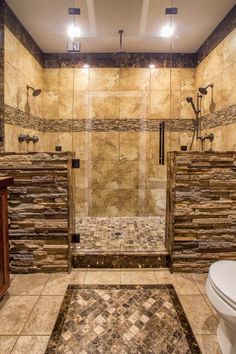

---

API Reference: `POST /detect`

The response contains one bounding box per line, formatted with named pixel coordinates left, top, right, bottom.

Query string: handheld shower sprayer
left=186, top=96, right=200, bottom=116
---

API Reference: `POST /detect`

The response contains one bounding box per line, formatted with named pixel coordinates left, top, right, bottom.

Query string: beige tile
left=22, top=296, right=63, bottom=335
left=0, top=296, right=38, bottom=335
left=43, top=91, right=58, bottom=119
left=0, top=336, right=18, bottom=354
left=85, top=270, right=120, bottom=284
left=149, top=91, right=170, bottom=119
left=203, top=43, right=223, bottom=81
left=91, top=132, right=118, bottom=161
left=119, top=132, right=139, bottom=160
left=4, top=27, right=19, bottom=70
left=75, top=188, right=89, bottom=216
left=74, top=91, right=89, bottom=119
left=151, top=68, right=171, bottom=91
left=89, top=68, right=119, bottom=91
left=173, top=273, right=200, bottom=295
left=203, top=294, right=219, bottom=319
left=223, top=28, right=236, bottom=70
left=179, top=295, right=218, bottom=335
left=9, top=274, right=49, bottom=296
left=90, top=189, right=118, bottom=217
left=121, top=270, right=157, bottom=284
left=180, top=68, right=195, bottom=91
left=11, top=336, right=49, bottom=354
left=89, top=92, right=120, bottom=119
left=58, top=91, right=73, bottom=119
left=119, top=68, right=150, bottom=91
left=155, top=270, right=175, bottom=284
left=43, top=69, right=58, bottom=90
left=42, top=272, right=86, bottom=295
left=196, top=335, right=221, bottom=354
left=91, top=161, right=118, bottom=189
left=119, top=92, right=149, bottom=119
left=74, top=68, right=89, bottom=91
left=58, top=68, right=73, bottom=91
left=118, top=160, right=139, bottom=189
left=223, top=62, right=236, bottom=108
left=191, top=274, right=208, bottom=294
left=118, top=189, right=139, bottom=216
left=4, top=62, right=19, bottom=108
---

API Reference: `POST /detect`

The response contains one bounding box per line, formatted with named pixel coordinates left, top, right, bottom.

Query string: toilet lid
left=209, top=260, right=236, bottom=307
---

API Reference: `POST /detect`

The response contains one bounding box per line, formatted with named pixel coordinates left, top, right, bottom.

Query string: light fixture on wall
left=160, top=25, right=175, bottom=38
left=149, top=64, right=155, bottom=68
left=83, top=63, right=90, bottom=68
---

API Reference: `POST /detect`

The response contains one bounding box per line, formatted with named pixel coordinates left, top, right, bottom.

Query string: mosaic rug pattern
left=76, top=217, right=165, bottom=252
left=46, top=285, right=201, bottom=354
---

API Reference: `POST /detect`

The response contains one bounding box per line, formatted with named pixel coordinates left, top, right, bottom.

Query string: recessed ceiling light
left=149, top=64, right=155, bottom=68
left=67, top=24, right=80, bottom=40
left=161, top=25, right=174, bottom=38
left=83, top=64, right=90, bottom=68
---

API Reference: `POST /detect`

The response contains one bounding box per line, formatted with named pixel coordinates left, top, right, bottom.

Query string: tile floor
left=0, top=269, right=221, bottom=354
left=76, top=217, right=166, bottom=252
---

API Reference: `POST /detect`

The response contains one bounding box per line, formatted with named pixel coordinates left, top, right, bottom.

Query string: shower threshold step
left=72, top=249, right=169, bottom=268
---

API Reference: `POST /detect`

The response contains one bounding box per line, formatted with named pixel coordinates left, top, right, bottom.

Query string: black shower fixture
left=198, top=84, right=214, bottom=95
left=27, top=85, right=41, bottom=97
left=112, top=30, right=130, bottom=65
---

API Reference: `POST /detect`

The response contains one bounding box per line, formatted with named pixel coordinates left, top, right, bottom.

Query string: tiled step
left=72, top=250, right=170, bottom=268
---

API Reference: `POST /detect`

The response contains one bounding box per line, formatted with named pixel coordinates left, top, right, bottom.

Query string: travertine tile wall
left=196, top=28, right=236, bottom=151
left=4, top=25, right=236, bottom=216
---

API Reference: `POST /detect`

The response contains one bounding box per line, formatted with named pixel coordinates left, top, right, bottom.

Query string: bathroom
left=0, top=0, right=236, bottom=353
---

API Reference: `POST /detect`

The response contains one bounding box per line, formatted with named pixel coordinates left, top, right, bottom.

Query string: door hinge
left=72, top=233, right=80, bottom=243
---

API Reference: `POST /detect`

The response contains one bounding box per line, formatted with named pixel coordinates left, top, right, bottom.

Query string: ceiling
left=6, top=0, right=236, bottom=53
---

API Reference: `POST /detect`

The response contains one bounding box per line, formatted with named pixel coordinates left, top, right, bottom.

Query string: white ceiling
left=6, top=0, right=236, bottom=53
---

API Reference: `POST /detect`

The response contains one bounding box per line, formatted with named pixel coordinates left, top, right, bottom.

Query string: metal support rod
left=159, top=121, right=165, bottom=165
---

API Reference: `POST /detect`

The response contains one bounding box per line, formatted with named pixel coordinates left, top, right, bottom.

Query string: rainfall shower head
left=27, top=85, right=41, bottom=97
left=198, top=84, right=214, bottom=95
left=112, top=30, right=130, bottom=65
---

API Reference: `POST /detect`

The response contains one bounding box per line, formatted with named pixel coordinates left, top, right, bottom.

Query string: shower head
left=198, top=84, right=214, bottom=95
left=27, top=85, right=41, bottom=97
left=112, top=30, right=130, bottom=65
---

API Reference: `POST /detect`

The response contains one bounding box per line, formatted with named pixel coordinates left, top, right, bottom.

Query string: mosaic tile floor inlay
left=46, top=284, right=201, bottom=354
left=76, top=217, right=165, bottom=252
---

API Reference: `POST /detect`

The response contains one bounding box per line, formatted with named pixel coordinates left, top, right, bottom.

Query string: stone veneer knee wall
left=166, top=152, right=236, bottom=273
left=0, top=152, right=74, bottom=273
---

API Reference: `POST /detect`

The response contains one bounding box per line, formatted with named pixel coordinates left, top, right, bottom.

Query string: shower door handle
left=159, top=121, right=165, bottom=165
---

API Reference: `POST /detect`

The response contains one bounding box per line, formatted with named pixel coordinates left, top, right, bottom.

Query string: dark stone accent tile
left=201, top=104, right=236, bottom=129
left=72, top=253, right=168, bottom=268
left=45, top=284, right=201, bottom=354
left=4, top=1, right=44, bottom=67
left=197, top=5, right=236, bottom=63
left=44, top=52, right=197, bottom=69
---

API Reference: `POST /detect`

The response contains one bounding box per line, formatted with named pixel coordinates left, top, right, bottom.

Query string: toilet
left=206, top=260, right=236, bottom=354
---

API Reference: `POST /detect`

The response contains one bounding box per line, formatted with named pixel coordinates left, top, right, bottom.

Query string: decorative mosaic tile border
left=45, top=284, right=201, bottom=354
left=5, top=103, right=236, bottom=133
left=4, top=104, right=195, bottom=132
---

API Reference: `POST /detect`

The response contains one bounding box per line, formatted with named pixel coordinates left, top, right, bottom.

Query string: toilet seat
left=209, top=261, right=236, bottom=311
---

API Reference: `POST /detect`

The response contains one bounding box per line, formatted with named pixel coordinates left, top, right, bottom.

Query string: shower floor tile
left=76, top=217, right=165, bottom=252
